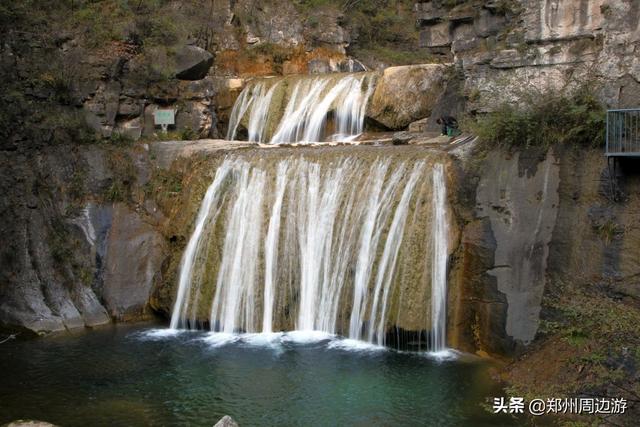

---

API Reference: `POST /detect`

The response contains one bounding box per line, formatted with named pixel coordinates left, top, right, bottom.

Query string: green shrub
left=104, top=150, right=136, bottom=202
left=471, top=85, right=606, bottom=150
left=178, top=127, right=197, bottom=141
left=109, top=131, right=135, bottom=146
left=145, top=168, right=183, bottom=198
left=353, top=46, right=435, bottom=66
left=294, top=0, right=422, bottom=66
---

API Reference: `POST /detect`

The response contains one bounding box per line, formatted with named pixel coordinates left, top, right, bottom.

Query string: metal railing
left=606, top=109, right=640, bottom=156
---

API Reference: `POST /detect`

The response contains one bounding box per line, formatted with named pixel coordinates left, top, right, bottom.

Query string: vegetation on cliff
left=504, top=277, right=640, bottom=425
left=296, top=0, right=430, bottom=65
left=470, top=84, right=606, bottom=150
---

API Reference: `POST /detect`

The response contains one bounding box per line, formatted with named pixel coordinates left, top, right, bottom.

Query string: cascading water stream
left=367, top=163, right=424, bottom=345
left=262, top=162, right=289, bottom=333
left=430, top=163, right=449, bottom=352
left=169, top=162, right=234, bottom=329
left=227, top=73, right=376, bottom=144
left=170, top=153, right=451, bottom=351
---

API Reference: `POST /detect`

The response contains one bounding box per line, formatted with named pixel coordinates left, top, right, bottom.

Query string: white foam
left=424, top=348, right=460, bottom=362
left=327, top=338, right=386, bottom=353
left=200, top=332, right=241, bottom=348
left=281, top=330, right=335, bottom=344
left=240, top=332, right=286, bottom=352
left=132, top=328, right=186, bottom=341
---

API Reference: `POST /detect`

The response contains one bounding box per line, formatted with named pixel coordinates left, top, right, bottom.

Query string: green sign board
left=154, top=109, right=175, bottom=126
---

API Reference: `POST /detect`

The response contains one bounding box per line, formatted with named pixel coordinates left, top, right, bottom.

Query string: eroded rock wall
left=450, top=144, right=640, bottom=356
left=0, top=146, right=168, bottom=334
left=415, top=0, right=640, bottom=110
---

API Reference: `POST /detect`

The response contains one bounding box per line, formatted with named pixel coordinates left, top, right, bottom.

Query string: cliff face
left=415, top=0, right=640, bottom=110
left=1, top=1, right=638, bottom=360
left=451, top=144, right=640, bottom=421
left=0, top=145, right=169, bottom=334
left=448, top=143, right=640, bottom=360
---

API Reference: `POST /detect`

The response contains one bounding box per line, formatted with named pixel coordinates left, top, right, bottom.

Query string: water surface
left=0, top=324, right=518, bottom=426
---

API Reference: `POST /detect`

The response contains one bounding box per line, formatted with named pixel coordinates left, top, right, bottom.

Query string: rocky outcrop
left=0, top=146, right=169, bottom=335
left=367, top=64, right=449, bottom=130
left=474, top=148, right=559, bottom=349
left=522, top=0, right=605, bottom=43
left=450, top=142, right=640, bottom=356
left=83, top=60, right=223, bottom=139
left=414, top=0, right=640, bottom=111
left=173, top=45, right=214, bottom=81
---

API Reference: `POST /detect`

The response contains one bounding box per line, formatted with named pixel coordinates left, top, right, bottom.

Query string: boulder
left=213, top=416, right=239, bottom=427
left=367, top=64, right=449, bottom=130
left=174, top=45, right=214, bottom=81
left=2, top=421, right=58, bottom=427
left=392, top=131, right=415, bottom=145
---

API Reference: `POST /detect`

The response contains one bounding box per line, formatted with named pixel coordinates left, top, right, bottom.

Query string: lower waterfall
left=170, top=150, right=451, bottom=351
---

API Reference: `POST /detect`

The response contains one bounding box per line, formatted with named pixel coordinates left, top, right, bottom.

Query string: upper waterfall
left=226, top=73, right=377, bottom=144
left=170, top=148, right=451, bottom=352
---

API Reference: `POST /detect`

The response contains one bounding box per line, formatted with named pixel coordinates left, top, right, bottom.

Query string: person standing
left=436, top=115, right=459, bottom=136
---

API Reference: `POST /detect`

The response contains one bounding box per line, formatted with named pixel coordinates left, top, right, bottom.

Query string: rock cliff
left=415, top=0, right=640, bottom=110
left=1, top=1, right=638, bottom=364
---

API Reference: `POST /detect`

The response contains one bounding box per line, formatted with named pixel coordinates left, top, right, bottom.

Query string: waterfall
left=226, top=83, right=258, bottom=141
left=367, top=163, right=424, bottom=345
left=348, top=160, right=399, bottom=341
left=169, top=162, right=234, bottom=329
left=226, top=73, right=376, bottom=144
left=262, top=162, right=289, bottom=333
left=170, top=152, right=451, bottom=351
left=430, top=164, right=449, bottom=352
left=247, top=82, right=280, bottom=143
left=209, top=166, right=266, bottom=333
